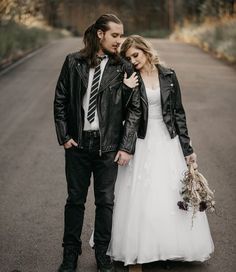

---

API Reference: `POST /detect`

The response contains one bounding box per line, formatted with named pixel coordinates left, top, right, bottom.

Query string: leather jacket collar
left=157, top=64, right=173, bottom=77
left=75, top=52, right=122, bottom=92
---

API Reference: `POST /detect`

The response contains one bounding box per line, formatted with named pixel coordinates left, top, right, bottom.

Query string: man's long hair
left=80, top=14, right=122, bottom=67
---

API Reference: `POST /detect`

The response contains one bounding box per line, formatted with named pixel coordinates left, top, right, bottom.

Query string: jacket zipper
left=99, top=123, right=102, bottom=157
left=96, top=96, right=102, bottom=156
left=141, top=96, right=148, bottom=106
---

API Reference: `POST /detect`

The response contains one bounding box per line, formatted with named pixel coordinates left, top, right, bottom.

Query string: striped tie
left=87, top=60, right=103, bottom=123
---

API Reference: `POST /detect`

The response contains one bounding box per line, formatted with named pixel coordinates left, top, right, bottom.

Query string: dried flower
left=199, top=201, right=208, bottom=212
left=177, top=201, right=188, bottom=211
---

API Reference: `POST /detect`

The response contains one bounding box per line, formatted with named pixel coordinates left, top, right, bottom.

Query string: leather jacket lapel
left=158, top=66, right=173, bottom=105
left=139, top=75, right=148, bottom=105
left=98, top=59, right=122, bottom=93
left=75, top=61, right=89, bottom=89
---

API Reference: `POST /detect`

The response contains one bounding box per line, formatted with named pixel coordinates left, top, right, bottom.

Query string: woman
left=107, top=36, right=214, bottom=268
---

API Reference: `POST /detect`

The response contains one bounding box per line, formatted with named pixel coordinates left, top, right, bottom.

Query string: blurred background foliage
left=0, top=0, right=235, bottom=67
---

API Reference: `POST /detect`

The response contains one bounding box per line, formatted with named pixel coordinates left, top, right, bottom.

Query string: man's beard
left=101, top=46, right=118, bottom=57
left=99, top=42, right=121, bottom=63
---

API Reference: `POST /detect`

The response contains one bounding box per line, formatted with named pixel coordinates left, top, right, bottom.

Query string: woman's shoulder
left=156, top=63, right=175, bottom=76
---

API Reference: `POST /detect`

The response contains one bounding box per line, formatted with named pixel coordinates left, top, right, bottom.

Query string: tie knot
left=97, top=55, right=106, bottom=62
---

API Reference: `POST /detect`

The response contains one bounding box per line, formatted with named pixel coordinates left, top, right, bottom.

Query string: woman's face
left=125, top=46, right=148, bottom=70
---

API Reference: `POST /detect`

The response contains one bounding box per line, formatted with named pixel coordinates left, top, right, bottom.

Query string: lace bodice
left=146, top=86, right=162, bottom=120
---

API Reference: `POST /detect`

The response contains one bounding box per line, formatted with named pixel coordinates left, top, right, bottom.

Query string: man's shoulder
left=63, top=51, right=88, bottom=69
left=119, top=57, right=132, bottom=68
left=66, top=51, right=83, bottom=61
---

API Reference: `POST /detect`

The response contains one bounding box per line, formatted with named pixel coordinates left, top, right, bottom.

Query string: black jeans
left=63, top=130, right=118, bottom=255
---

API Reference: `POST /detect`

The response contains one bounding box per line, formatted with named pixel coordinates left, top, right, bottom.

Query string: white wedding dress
left=107, top=86, right=214, bottom=265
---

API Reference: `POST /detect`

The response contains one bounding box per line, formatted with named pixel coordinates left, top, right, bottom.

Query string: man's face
left=98, top=22, right=124, bottom=54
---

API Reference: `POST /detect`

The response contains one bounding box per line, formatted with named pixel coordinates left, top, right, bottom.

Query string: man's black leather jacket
left=54, top=52, right=141, bottom=154
left=138, top=64, right=193, bottom=156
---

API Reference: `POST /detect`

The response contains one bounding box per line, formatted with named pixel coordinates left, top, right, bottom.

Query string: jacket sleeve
left=172, top=70, right=194, bottom=156
left=54, top=55, right=71, bottom=145
left=119, top=62, right=142, bottom=154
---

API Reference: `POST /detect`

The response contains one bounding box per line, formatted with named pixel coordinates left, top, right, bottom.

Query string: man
left=54, top=14, right=141, bottom=272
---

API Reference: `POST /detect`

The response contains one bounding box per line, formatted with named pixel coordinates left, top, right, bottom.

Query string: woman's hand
left=123, top=72, right=139, bottom=88
left=185, top=152, right=198, bottom=169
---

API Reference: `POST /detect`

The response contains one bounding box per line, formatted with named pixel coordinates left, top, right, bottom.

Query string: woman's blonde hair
left=120, top=35, right=160, bottom=65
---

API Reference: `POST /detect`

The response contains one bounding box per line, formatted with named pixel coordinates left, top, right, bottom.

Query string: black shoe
left=58, top=246, right=81, bottom=272
left=96, top=253, right=114, bottom=272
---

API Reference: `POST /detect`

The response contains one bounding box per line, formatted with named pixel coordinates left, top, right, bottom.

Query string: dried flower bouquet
left=177, top=163, right=215, bottom=225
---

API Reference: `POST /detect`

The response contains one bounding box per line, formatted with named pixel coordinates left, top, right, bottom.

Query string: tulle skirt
left=107, top=118, right=214, bottom=265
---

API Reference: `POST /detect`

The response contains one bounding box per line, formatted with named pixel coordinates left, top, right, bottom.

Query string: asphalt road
left=0, top=37, right=235, bottom=272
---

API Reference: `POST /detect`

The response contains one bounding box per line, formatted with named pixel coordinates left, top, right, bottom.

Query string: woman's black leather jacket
left=138, top=64, right=193, bottom=156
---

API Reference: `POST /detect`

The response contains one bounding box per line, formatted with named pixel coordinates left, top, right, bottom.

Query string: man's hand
left=64, top=139, right=78, bottom=149
left=123, top=72, right=139, bottom=88
left=114, top=150, right=132, bottom=166
left=185, top=152, right=198, bottom=169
